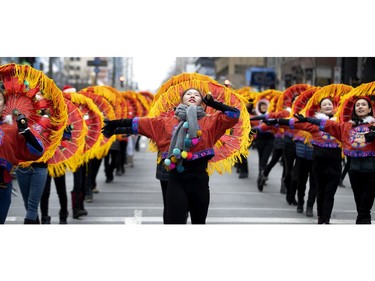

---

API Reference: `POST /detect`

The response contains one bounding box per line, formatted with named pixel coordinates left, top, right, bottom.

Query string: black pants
left=160, top=180, right=168, bottom=224
left=295, top=156, right=316, bottom=207
left=117, top=140, right=128, bottom=174
left=283, top=139, right=297, bottom=201
left=340, top=157, right=350, bottom=183
left=73, top=164, right=87, bottom=193
left=237, top=155, right=248, bottom=175
left=40, top=174, right=68, bottom=216
left=313, top=148, right=341, bottom=222
left=90, top=157, right=102, bottom=189
left=255, top=136, right=274, bottom=177
left=263, top=147, right=284, bottom=178
left=104, top=150, right=119, bottom=180
left=166, top=160, right=210, bottom=224
left=349, top=170, right=375, bottom=224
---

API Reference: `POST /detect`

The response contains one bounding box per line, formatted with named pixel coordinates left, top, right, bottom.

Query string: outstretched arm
left=250, top=114, right=267, bottom=121
left=263, top=118, right=290, bottom=127
left=17, top=114, right=44, bottom=153
left=293, top=113, right=321, bottom=126
left=101, top=118, right=134, bottom=138
left=203, top=92, right=239, bottom=114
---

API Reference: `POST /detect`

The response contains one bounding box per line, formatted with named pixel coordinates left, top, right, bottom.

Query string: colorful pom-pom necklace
left=164, top=121, right=202, bottom=173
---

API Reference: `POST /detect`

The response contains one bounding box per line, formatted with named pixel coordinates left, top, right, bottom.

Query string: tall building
left=267, top=57, right=375, bottom=89
left=175, top=57, right=197, bottom=73
left=194, top=57, right=215, bottom=78
left=122, top=57, right=135, bottom=90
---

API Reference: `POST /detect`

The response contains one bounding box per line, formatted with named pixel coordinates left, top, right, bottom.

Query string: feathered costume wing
left=0, top=63, right=67, bottom=167
left=147, top=72, right=251, bottom=175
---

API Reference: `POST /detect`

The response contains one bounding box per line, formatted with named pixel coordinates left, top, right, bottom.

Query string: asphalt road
left=6, top=137, right=357, bottom=224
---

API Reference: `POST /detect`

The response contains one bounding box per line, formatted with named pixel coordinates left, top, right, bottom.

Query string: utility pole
left=48, top=57, right=55, bottom=80
left=112, top=57, right=117, bottom=87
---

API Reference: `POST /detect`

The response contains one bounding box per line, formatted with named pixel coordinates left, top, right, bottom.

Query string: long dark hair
left=0, top=82, right=5, bottom=104
left=351, top=97, right=373, bottom=126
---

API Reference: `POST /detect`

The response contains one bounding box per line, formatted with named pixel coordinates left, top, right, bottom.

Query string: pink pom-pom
left=191, top=138, right=199, bottom=146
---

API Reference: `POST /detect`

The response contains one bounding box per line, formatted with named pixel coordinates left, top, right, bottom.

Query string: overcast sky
left=133, top=56, right=176, bottom=93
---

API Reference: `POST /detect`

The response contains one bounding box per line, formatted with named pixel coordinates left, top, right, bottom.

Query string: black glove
left=250, top=114, right=266, bottom=121
left=102, top=124, right=116, bottom=138
left=202, top=93, right=214, bottom=106
left=102, top=126, right=133, bottom=138
left=203, top=93, right=239, bottom=113
left=21, top=129, right=44, bottom=153
left=264, top=119, right=278, bottom=126
left=16, top=114, right=28, bottom=133
left=293, top=113, right=308, bottom=123
left=278, top=118, right=290, bottom=126
left=62, top=124, right=72, bottom=141
left=102, top=129, right=114, bottom=138
left=365, top=131, right=375, bottom=142
left=294, top=114, right=322, bottom=126
left=102, top=118, right=133, bottom=131
left=114, top=127, right=133, bottom=135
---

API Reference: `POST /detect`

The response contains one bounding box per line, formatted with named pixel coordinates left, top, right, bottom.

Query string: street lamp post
left=119, top=75, right=125, bottom=88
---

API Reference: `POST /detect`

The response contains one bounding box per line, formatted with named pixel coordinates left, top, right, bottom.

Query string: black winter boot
left=318, top=217, right=330, bottom=224
left=59, top=210, right=69, bottom=224
left=297, top=203, right=304, bottom=213
left=41, top=216, right=51, bottom=224
left=280, top=179, right=287, bottom=194
left=356, top=218, right=371, bottom=224
left=305, top=206, right=314, bottom=217
left=71, top=191, right=86, bottom=219
left=79, top=192, right=88, bottom=216
left=24, top=218, right=39, bottom=224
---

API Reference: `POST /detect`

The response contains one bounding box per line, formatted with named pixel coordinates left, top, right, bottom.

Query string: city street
left=6, top=137, right=358, bottom=224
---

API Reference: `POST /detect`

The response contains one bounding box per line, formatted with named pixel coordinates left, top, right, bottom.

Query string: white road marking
left=5, top=216, right=356, bottom=224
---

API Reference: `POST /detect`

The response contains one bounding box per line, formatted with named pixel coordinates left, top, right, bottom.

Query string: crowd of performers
left=1, top=62, right=375, bottom=225
left=241, top=82, right=375, bottom=224
left=0, top=66, right=249, bottom=225
left=0, top=63, right=154, bottom=224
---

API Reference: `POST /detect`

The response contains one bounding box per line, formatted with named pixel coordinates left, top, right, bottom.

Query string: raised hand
left=16, top=114, right=28, bottom=133
left=202, top=92, right=214, bottom=106
left=62, top=124, right=72, bottom=141
left=293, top=113, right=308, bottom=123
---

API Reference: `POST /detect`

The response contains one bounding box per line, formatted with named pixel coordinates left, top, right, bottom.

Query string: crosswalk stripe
left=7, top=205, right=357, bottom=213
left=5, top=216, right=356, bottom=224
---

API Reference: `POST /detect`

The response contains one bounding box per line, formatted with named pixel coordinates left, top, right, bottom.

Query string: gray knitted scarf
left=167, top=104, right=206, bottom=158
